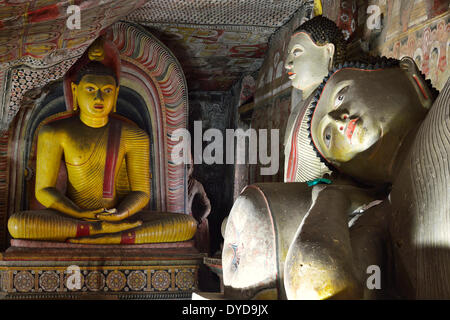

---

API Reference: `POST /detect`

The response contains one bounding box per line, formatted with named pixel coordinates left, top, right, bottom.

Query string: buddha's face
left=312, top=76, right=381, bottom=163
left=310, top=67, right=429, bottom=182
left=72, top=74, right=118, bottom=118
left=285, top=32, right=334, bottom=95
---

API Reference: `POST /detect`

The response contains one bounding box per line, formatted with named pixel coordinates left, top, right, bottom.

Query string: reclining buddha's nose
left=285, top=60, right=293, bottom=70
left=328, top=108, right=350, bottom=122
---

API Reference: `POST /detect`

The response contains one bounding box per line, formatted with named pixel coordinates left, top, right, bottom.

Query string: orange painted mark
left=345, top=118, right=358, bottom=142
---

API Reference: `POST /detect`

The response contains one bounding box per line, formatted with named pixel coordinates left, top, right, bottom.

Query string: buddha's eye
left=334, top=85, right=350, bottom=108
left=334, top=94, right=345, bottom=108
left=103, top=88, right=113, bottom=94
left=323, top=126, right=332, bottom=148
left=85, top=86, right=95, bottom=92
left=293, top=48, right=303, bottom=57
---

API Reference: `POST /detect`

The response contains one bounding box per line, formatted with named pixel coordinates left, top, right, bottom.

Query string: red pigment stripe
left=287, top=137, right=297, bottom=182
left=103, top=119, right=122, bottom=199
left=75, top=222, right=90, bottom=237
left=46, top=113, right=75, bottom=124
left=27, top=4, right=60, bottom=23
left=286, top=112, right=303, bottom=182
left=120, top=231, right=136, bottom=244
left=413, top=75, right=429, bottom=100
left=345, top=118, right=358, bottom=143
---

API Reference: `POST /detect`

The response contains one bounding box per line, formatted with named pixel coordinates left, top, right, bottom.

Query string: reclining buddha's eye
left=323, top=126, right=332, bottom=148
left=334, top=85, right=350, bottom=108
left=335, top=94, right=345, bottom=108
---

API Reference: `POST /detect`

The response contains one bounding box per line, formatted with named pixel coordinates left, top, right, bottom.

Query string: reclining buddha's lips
left=345, top=118, right=359, bottom=143
left=94, top=104, right=104, bottom=109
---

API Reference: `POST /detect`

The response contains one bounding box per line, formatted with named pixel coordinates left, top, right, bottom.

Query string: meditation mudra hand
left=7, top=40, right=196, bottom=244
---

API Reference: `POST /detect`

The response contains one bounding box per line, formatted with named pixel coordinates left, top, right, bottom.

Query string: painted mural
left=146, top=26, right=270, bottom=91
left=0, top=0, right=146, bottom=63
left=128, top=0, right=312, bottom=91
left=0, top=0, right=147, bottom=131
left=370, top=0, right=449, bottom=90
left=336, top=0, right=449, bottom=90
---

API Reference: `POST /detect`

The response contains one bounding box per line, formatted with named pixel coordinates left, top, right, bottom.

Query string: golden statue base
left=0, top=241, right=205, bottom=300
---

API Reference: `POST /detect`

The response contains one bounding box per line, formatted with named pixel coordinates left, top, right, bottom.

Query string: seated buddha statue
left=7, top=39, right=197, bottom=245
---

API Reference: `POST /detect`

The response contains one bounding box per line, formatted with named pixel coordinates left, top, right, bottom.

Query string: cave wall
left=187, top=86, right=242, bottom=255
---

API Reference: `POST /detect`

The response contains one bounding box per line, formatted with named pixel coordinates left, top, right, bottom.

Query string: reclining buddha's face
left=310, top=64, right=430, bottom=183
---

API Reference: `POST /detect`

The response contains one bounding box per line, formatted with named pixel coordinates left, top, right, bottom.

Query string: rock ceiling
left=0, top=0, right=310, bottom=95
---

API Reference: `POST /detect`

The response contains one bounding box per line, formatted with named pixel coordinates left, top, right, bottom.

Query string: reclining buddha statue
left=283, top=55, right=438, bottom=299
left=223, top=16, right=444, bottom=300
left=7, top=38, right=197, bottom=245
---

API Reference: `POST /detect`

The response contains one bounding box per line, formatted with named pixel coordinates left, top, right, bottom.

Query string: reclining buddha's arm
left=35, top=125, right=103, bottom=219
left=284, top=184, right=382, bottom=299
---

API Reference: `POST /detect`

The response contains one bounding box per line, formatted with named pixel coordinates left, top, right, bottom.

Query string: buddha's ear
left=113, top=85, right=120, bottom=113
left=71, top=82, right=78, bottom=111
left=400, top=57, right=433, bottom=109
left=325, top=43, right=335, bottom=70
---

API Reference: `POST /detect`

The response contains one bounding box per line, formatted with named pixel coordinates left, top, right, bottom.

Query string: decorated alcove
left=1, top=21, right=189, bottom=251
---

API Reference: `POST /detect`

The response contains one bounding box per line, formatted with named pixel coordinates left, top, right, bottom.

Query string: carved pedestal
left=0, top=240, right=205, bottom=300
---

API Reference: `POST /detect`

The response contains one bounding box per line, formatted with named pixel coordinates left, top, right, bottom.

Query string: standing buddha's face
left=72, top=74, right=118, bottom=119
left=285, top=32, right=334, bottom=96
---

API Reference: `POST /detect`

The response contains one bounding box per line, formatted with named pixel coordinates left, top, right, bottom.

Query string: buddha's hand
left=95, top=208, right=129, bottom=222
left=77, top=208, right=107, bottom=221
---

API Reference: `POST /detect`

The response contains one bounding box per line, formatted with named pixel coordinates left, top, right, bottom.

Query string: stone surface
left=0, top=245, right=205, bottom=299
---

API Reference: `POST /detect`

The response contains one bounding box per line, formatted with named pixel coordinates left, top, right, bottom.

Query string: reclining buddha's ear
left=400, top=56, right=433, bottom=110
left=71, top=82, right=78, bottom=111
